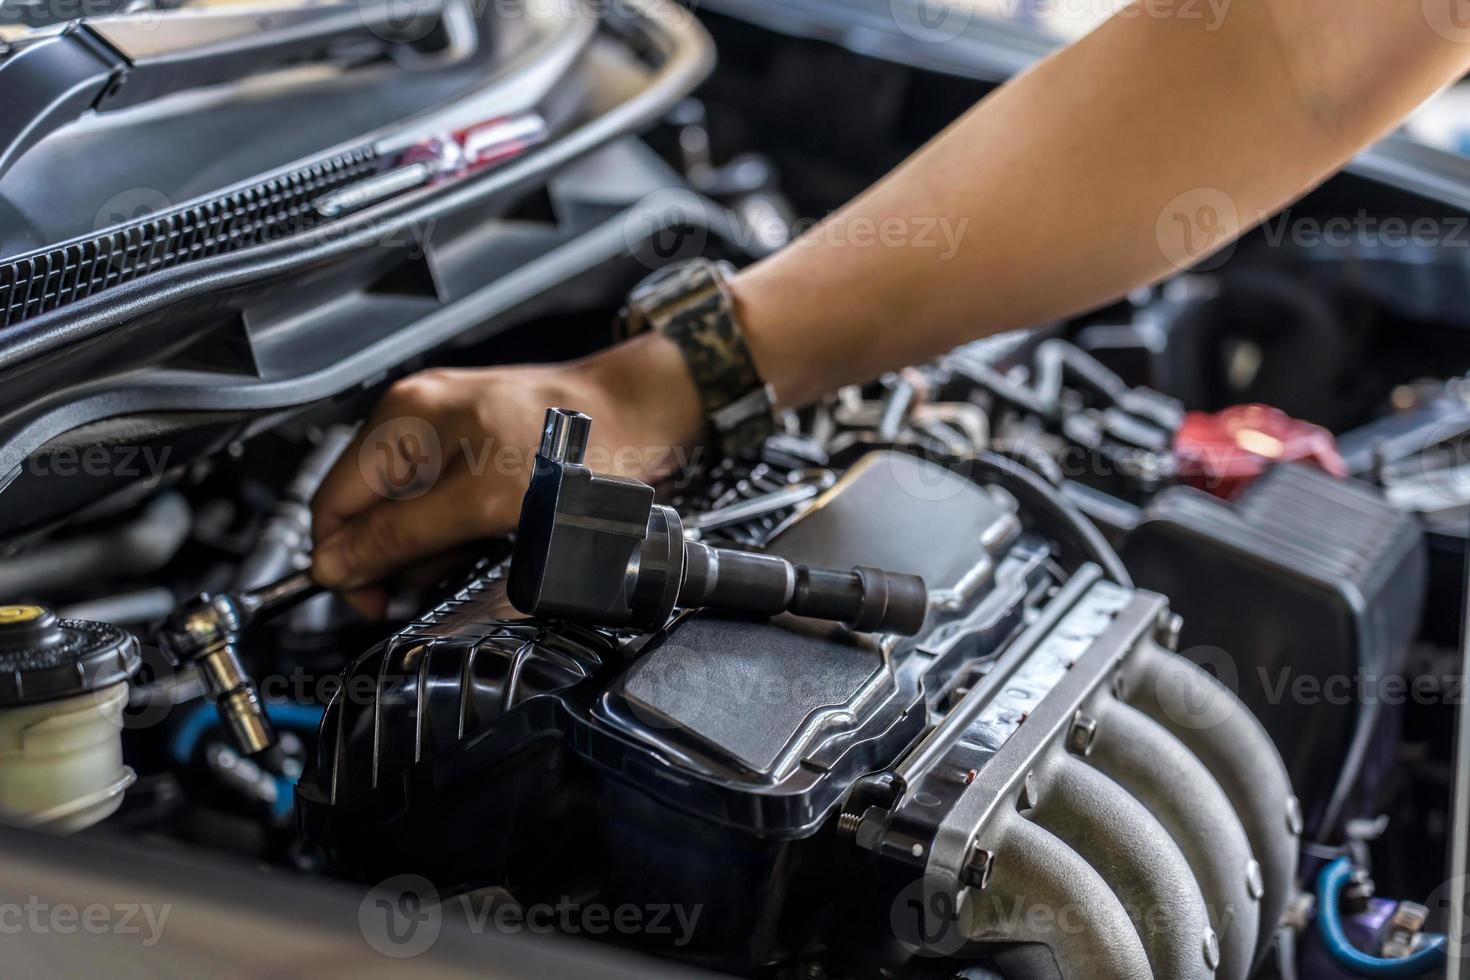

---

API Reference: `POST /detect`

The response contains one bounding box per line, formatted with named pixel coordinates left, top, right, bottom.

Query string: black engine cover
left=296, top=452, right=1047, bottom=966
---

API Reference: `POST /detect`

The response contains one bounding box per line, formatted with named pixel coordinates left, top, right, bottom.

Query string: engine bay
left=1, top=3, right=1470, bottom=978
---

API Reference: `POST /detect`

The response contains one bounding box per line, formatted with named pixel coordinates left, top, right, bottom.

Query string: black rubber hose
left=0, top=492, right=191, bottom=599
left=1312, top=693, right=1385, bottom=845
left=967, top=450, right=1133, bottom=587
left=1033, top=337, right=1131, bottom=406
left=233, top=428, right=352, bottom=591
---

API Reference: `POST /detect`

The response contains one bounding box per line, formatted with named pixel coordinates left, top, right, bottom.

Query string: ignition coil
left=509, top=409, right=929, bottom=636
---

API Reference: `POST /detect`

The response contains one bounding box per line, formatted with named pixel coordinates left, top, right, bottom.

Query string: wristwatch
left=618, top=258, right=780, bottom=459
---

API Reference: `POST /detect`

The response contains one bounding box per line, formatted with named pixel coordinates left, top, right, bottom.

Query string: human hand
left=310, top=333, right=705, bottom=613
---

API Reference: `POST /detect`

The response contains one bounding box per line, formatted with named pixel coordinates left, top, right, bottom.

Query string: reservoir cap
left=0, top=606, right=140, bottom=707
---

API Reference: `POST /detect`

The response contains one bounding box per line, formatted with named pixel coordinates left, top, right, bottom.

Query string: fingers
left=314, top=489, right=462, bottom=592
left=339, top=586, right=389, bottom=621
left=312, top=377, right=454, bottom=545
left=313, top=470, right=522, bottom=592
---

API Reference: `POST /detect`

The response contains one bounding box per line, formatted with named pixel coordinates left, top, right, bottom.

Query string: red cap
left=1174, top=404, right=1347, bottom=498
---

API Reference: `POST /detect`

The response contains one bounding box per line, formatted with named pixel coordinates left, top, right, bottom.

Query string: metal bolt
left=836, top=811, right=861, bottom=839
left=1282, top=892, right=1316, bottom=931
left=1203, top=930, right=1220, bottom=970
left=1246, top=860, right=1265, bottom=900
left=1067, top=712, right=1099, bottom=756
left=1018, top=771, right=1039, bottom=811
left=962, top=843, right=995, bottom=890
left=1155, top=611, right=1183, bottom=651
left=1286, top=796, right=1304, bottom=836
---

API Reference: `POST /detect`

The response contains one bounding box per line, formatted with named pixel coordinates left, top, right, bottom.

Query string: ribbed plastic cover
left=0, top=146, right=378, bottom=328
left=1121, top=463, right=1426, bottom=821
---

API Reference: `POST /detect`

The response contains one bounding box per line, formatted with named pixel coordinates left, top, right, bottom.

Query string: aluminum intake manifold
left=855, top=570, right=1300, bottom=979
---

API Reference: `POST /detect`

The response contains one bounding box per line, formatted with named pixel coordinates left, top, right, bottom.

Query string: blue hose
left=166, top=701, right=325, bottom=820
left=1316, top=857, right=1447, bottom=978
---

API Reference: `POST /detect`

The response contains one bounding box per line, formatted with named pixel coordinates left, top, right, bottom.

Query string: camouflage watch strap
left=620, top=259, right=778, bottom=459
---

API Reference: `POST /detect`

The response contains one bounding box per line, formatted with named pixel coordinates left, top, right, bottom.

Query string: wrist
left=571, top=332, right=706, bottom=476
left=727, top=264, right=811, bottom=411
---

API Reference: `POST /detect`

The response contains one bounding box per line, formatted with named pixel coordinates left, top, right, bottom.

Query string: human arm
left=312, top=0, right=1470, bottom=595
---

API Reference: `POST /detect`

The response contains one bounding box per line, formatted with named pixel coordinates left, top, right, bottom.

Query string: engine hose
left=167, top=700, right=326, bottom=766
left=968, top=451, right=1132, bottom=587
left=168, top=701, right=327, bottom=821
left=1033, top=337, right=1130, bottom=407
left=1316, top=857, right=1446, bottom=977
left=0, top=492, right=191, bottom=599
left=950, top=338, right=1132, bottom=423
left=1313, top=693, right=1385, bottom=844
left=1277, top=925, right=1300, bottom=980
left=233, top=428, right=353, bottom=591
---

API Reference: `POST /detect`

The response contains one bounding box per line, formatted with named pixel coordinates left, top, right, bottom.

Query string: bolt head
left=1067, top=713, right=1099, bottom=756
left=1246, top=860, right=1265, bottom=900
left=1203, top=930, right=1220, bottom=969
left=962, top=843, right=994, bottom=890
left=1018, top=770, right=1039, bottom=811
left=1155, top=611, right=1184, bottom=651
left=1286, top=796, right=1304, bottom=836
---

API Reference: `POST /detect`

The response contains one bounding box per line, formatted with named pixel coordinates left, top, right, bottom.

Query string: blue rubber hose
left=1316, top=857, right=1447, bottom=978
left=166, top=701, right=325, bottom=820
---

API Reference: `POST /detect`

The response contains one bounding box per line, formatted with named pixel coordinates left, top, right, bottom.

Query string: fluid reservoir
left=0, top=604, right=140, bottom=832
